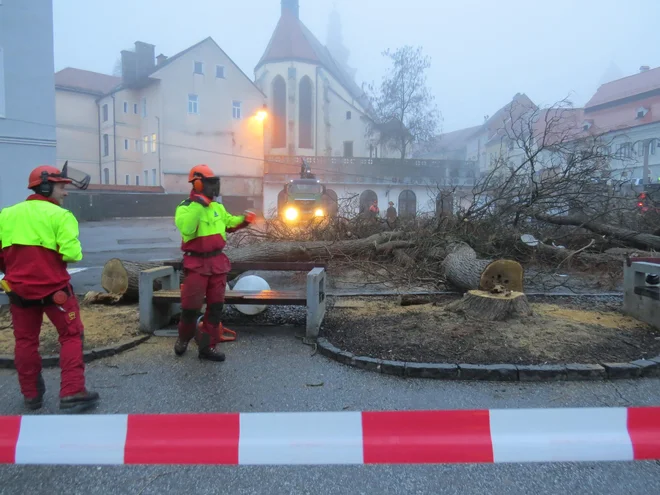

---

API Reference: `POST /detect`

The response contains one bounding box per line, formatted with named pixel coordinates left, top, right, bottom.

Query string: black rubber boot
left=195, top=330, right=226, bottom=362
left=59, top=389, right=100, bottom=413
left=174, top=337, right=191, bottom=356
left=24, top=374, right=45, bottom=411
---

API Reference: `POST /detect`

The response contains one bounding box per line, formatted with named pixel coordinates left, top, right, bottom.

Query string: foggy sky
left=53, top=0, right=660, bottom=134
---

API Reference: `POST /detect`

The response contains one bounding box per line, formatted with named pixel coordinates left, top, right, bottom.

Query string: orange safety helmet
left=188, top=164, right=219, bottom=193
left=28, top=165, right=73, bottom=189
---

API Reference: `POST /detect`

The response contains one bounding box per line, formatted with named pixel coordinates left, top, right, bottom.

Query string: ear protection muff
left=38, top=171, right=53, bottom=197
left=191, top=173, right=205, bottom=193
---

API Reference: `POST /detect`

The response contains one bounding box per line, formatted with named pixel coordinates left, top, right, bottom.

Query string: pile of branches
left=228, top=98, right=659, bottom=291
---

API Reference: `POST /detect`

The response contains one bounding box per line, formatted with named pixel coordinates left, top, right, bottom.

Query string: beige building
left=55, top=37, right=267, bottom=209
left=255, top=0, right=395, bottom=159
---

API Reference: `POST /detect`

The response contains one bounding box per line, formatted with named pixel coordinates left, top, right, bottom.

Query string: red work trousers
left=10, top=293, right=86, bottom=399
left=178, top=270, right=227, bottom=348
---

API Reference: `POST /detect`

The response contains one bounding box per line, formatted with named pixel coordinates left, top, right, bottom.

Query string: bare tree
left=367, top=45, right=441, bottom=159
left=112, top=57, right=122, bottom=77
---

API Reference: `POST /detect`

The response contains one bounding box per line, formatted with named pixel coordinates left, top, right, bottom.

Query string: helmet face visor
left=202, top=176, right=220, bottom=198
left=59, top=161, right=90, bottom=190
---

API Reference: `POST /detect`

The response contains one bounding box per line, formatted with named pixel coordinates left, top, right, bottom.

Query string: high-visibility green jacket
left=175, top=195, right=245, bottom=253
left=0, top=195, right=82, bottom=298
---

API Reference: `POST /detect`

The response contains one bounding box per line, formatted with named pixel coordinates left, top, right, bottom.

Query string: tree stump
left=445, top=289, right=532, bottom=321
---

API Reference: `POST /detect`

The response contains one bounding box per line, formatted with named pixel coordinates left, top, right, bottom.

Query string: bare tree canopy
left=367, top=45, right=441, bottom=159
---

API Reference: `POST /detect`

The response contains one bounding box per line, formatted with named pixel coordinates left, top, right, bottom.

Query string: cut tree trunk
left=444, top=290, right=532, bottom=321
left=101, top=259, right=166, bottom=302
left=100, top=232, right=413, bottom=302
left=534, top=213, right=660, bottom=251
left=441, top=243, right=491, bottom=291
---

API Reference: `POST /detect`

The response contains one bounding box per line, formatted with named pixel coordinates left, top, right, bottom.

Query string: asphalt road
left=0, top=330, right=659, bottom=494
left=0, top=218, right=658, bottom=493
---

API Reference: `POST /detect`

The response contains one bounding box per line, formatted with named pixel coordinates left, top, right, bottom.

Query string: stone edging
left=316, top=338, right=660, bottom=381
left=0, top=335, right=151, bottom=370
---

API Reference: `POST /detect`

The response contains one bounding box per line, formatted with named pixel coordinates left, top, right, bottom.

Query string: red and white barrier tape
left=0, top=407, right=659, bottom=465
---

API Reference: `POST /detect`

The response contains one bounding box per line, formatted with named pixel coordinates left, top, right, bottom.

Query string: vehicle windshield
left=290, top=183, right=322, bottom=194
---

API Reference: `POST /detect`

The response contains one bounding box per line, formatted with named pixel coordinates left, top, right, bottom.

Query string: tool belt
left=6, top=285, right=72, bottom=308
left=184, top=249, right=223, bottom=259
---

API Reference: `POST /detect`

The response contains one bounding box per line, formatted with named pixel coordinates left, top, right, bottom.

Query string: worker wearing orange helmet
left=174, top=164, right=256, bottom=361
left=0, top=163, right=99, bottom=412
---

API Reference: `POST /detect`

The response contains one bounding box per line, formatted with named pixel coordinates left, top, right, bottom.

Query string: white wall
left=155, top=39, right=266, bottom=184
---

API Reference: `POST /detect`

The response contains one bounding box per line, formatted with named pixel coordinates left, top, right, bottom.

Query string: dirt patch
left=322, top=295, right=660, bottom=365
left=0, top=301, right=141, bottom=356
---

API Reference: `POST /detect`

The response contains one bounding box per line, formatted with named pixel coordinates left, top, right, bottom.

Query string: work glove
left=243, top=210, right=257, bottom=223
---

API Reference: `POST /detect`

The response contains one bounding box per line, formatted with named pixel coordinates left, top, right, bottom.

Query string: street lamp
left=255, top=104, right=268, bottom=122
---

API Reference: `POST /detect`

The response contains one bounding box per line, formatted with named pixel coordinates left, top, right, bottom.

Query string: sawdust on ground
left=0, top=301, right=141, bottom=356
left=322, top=296, right=660, bottom=365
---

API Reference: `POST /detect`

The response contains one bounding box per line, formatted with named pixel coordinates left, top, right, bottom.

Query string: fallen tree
left=100, top=231, right=414, bottom=302
left=534, top=213, right=660, bottom=251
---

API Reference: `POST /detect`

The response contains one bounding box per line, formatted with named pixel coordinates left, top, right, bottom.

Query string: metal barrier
left=0, top=406, right=658, bottom=465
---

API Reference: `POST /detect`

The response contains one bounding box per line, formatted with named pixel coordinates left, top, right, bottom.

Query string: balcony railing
left=264, top=155, right=478, bottom=187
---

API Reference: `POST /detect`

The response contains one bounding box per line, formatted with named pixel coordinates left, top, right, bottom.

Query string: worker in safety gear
left=0, top=163, right=99, bottom=412
left=174, top=164, right=256, bottom=361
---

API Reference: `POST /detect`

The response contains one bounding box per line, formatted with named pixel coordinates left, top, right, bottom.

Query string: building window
left=123, top=101, right=128, bottom=113
left=346, top=111, right=352, bottom=120
left=103, top=168, right=110, bottom=184
left=398, top=190, right=417, bottom=217
left=0, top=47, right=5, bottom=118
left=102, top=104, right=108, bottom=122
left=194, top=61, right=204, bottom=75
left=143, top=136, right=148, bottom=154
left=125, top=174, right=130, bottom=185
left=188, top=94, right=199, bottom=114
left=651, top=141, right=657, bottom=155
left=299, top=76, right=313, bottom=149
left=103, top=134, right=109, bottom=156
left=151, top=133, right=157, bottom=153
left=135, top=139, right=139, bottom=150
left=144, top=170, right=148, bottom=185
left=343, top=141, right=354, bottom=158
left=272, top=76, right=287, bottom=148
left=141, top=97, right=147, bottom=118
left=133, top=103, right=138, bottom=114
left=124, top=139, right=129, bottom=150
left=136, top=175, right=140, bottom=186
left=151, top=168, right=157, bottom=185
left=216, top=65, right=225, bottom=78
left=232, top=100, right=242, bottom=119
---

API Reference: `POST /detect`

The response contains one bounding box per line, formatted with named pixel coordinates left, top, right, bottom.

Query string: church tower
left=255, top=0, right=377, bottom=158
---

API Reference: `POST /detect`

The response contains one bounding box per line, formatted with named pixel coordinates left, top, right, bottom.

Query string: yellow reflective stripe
left=0, top=200, right=83, bottom=261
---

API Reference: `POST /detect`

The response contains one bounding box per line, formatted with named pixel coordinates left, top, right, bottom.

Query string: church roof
left=256, top=10, right=373, bottom=116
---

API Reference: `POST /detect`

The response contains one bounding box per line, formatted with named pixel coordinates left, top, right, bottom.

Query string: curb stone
left=0, top=335, right=151, bottom=370
left=315, top=338, right=660, bottom=382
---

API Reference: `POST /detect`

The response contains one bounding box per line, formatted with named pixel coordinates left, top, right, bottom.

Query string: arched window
left=277, top=187, right=287, bottom=217
left=299, top=76, right=313, bottom=149
left=272, top=76, right=287, bottom=149
left=398, top=190, right=416, bottom=217
left=103, top=167, right=110, bottom=185
left=359, top=190, right=378, bottom=213
left=436, top=190, right=454, bottom=217
left=322, top=188, right=338, bottom=217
